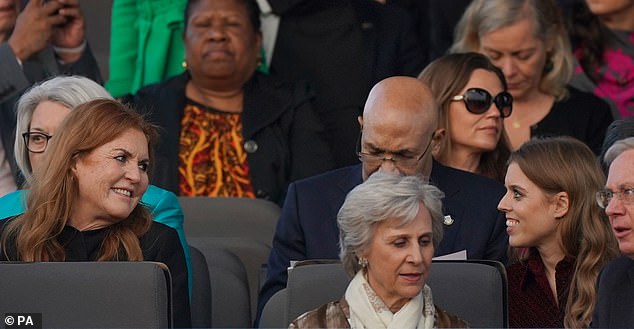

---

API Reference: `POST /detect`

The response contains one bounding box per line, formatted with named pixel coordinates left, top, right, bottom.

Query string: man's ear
left=432, top=128, right=445, bottom=142
left=357, top=115, right=363, bottom=128
left=552, top=191, right=570, bottom=219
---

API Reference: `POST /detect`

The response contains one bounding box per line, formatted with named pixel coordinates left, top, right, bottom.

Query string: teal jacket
left=0, top=184, right=192, bottom=294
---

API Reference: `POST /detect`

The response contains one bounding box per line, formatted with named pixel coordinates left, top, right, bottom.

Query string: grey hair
left=337, top=173, right=445, bottom=277
left=14, top=76, right=112, bottom=183
left=450, top=0, right=573, bottom=100
left=604, top=137, right=634, bottom=168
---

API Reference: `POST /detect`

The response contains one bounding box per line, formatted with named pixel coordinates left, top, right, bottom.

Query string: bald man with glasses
left=256, top=76, right=508, bottom=324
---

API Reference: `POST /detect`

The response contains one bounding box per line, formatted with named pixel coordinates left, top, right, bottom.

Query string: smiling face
left=70, top=128, right=150, bottom=229
left=184, top=0, right=261, bottom=89
left=479, top=18, right=550, bottom=102
left=28, top=101, right=72, bottom=173
left=361, top=204, right=434, bottom=312
left=605, top=149, right=634, bottom=258
left=448, top=69, right=505, bottom=159
left=498, top=162, right=561, bottom=251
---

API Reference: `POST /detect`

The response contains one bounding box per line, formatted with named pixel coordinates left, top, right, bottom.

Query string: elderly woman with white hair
left=290, top=173, right=468, bottom=328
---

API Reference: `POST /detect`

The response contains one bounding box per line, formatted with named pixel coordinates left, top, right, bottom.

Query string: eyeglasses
left=357, top=136, right=433, bottom=169
left=596, top=187, right=634, bottom=209
left=22, top=132, right=53, bottom=153
left=451, top=88, right=513, bottom=118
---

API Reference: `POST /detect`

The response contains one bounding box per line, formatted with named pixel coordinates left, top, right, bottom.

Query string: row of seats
left=259, top=260, right=508, bottom=328
left=181, top=197, right=281, bottom=327
left=0, top=245, right=247, bottom=329
left=181, top=197, right=510, bottom=328
left=0, top=197, right=510, bottom=328
left=0, top=261, right=173, bottom=328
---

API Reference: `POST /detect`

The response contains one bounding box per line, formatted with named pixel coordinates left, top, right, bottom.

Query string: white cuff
left=53, top=39, right=86, bottom=55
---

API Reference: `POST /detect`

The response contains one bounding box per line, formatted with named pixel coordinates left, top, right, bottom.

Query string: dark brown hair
left=419, top=52, right=511, bottom=182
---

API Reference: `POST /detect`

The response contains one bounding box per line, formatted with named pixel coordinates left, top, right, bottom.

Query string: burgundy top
left=507, top=249, right=575, bottom=328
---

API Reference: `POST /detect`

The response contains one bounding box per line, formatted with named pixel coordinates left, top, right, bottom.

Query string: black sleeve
left=57, top=43, right=104, bottom=85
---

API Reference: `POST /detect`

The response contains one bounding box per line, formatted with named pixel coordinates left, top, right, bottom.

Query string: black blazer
left=127, top=72, right=334, bottom=205
left=256, top=161, right=508, bottom=323
left=592, top=256, right=634, bottom=328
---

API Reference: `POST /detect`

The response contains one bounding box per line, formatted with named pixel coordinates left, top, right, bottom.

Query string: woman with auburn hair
left=498, top=136, right=618, bottom=328
left=0, top=75, right=192, bottom=294
left=451, top=0, right=613, bottom=154
left=419, top=52, right=512, bottom=182
left=0, top=99, right=190, bottom=328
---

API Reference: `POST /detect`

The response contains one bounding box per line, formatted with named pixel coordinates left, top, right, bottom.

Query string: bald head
left=364, top=76, right=436, bottom=124
left=359, top=77, right=438, bottom=180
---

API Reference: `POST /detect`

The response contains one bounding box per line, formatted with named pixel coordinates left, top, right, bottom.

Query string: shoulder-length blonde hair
left=1, top=99, right=158, bottom=262
left=450, top=0, right=574, bottom=100
left=509, top=136, right=618, bottom=328
left=418, top=52, right=511, bottom=182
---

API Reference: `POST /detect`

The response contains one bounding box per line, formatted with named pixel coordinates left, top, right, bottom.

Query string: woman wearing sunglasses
left=419, top=52, right=512, bottom=182
left=450, top=0, right=613, bottom=155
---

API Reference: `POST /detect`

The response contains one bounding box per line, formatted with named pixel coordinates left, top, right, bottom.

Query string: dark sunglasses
left=451, top=88, right=513, bottom=118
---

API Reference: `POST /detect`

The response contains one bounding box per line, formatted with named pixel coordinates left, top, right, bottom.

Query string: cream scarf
left=345, top=271, right=436, bottom=329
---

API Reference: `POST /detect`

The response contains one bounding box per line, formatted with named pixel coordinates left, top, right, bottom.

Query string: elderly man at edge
left=256, top=76, right=508, bottom=324
left=593, top=136, right=634, bottom=328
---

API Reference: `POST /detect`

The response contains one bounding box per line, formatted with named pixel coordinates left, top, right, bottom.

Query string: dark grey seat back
left=189, top=245, right=212, bottom=328
left=260, top=260, right=508, bottom=328
left=0, top=261, right=172, bottom=328
left=179, top=196, right=280, bottom=322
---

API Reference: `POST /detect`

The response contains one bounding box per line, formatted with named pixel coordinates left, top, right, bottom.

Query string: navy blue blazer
left=592, top=256, right=634, bottom=328
left=256, top=161, right=508, bottom=323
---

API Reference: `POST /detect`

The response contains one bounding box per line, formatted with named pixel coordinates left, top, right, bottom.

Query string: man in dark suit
left=593, top=137, right=634, bottom=328
left=0, top=0, right=102, bottom=103
left=256, top=76, right=508, bottom=324
left=0, top=0, right=101, bottom=193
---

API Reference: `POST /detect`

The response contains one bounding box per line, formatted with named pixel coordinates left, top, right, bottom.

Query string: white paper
left=433, top=250, right=467, bottom=260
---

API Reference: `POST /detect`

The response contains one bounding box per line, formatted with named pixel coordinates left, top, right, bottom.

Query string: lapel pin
left=443, top=215, right=454, bottom=226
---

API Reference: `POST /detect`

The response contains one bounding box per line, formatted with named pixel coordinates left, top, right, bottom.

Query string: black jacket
left=127, top=72, right=334, bottom=205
